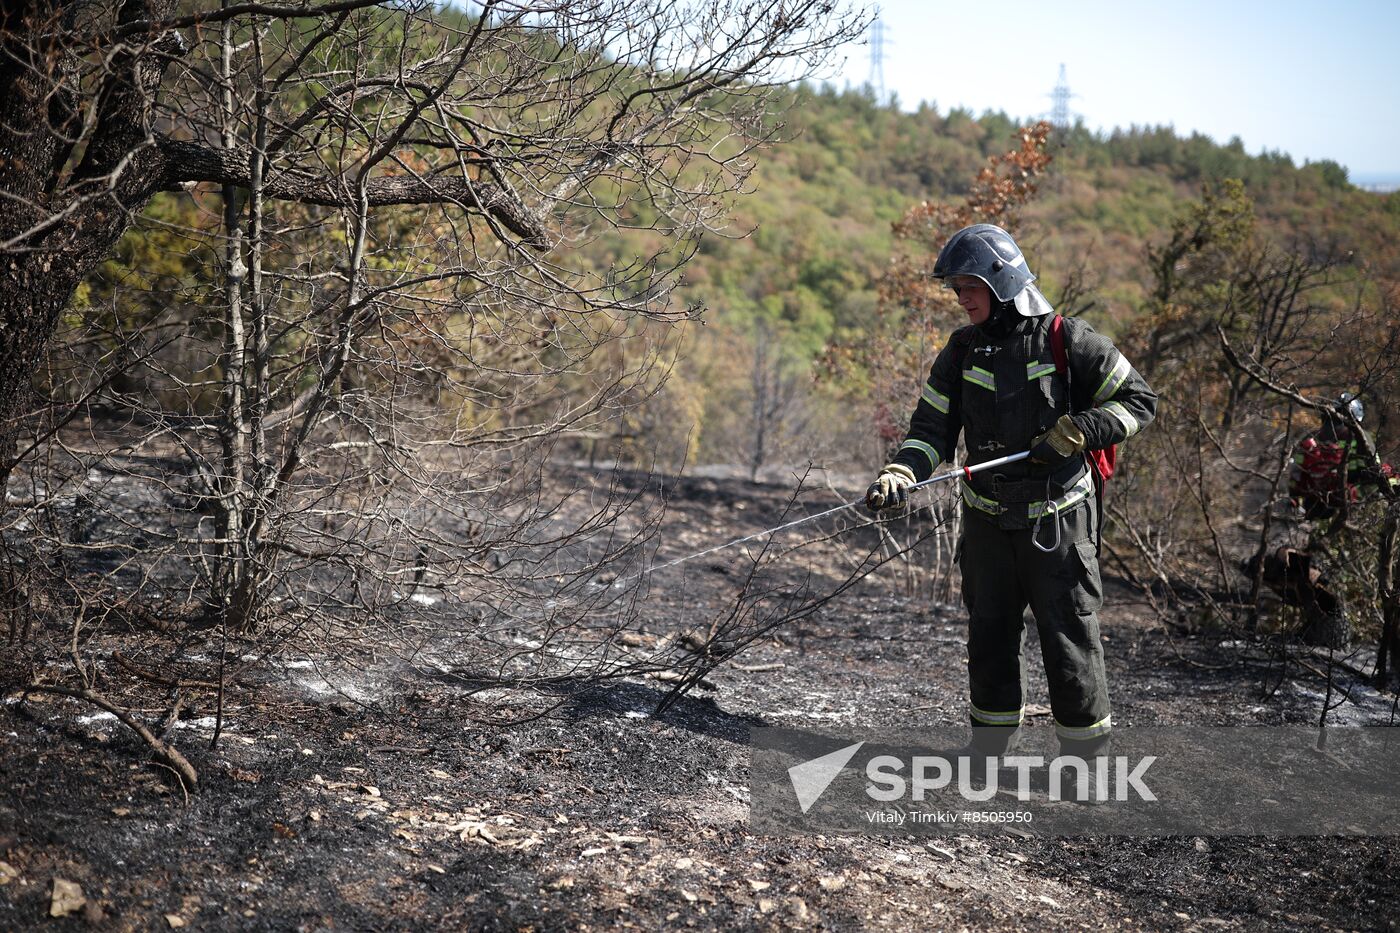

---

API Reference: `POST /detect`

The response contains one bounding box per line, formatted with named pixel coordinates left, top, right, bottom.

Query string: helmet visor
left=942, top=274, right=991, bottom=296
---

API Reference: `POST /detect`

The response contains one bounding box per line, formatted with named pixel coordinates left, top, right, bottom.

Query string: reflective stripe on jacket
left=891, top=314, right=1158, bottom=509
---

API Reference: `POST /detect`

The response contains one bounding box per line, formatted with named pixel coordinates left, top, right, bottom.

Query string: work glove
left=865, top=463, right=916, bottom=512
left=1029, top=414, right=1087, bottom=468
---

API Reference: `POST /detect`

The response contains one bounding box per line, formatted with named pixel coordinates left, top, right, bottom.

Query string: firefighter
left=865, top=224, right=1158, bottom=761
left=1275, top=393, right=1396, bottom=647
left=1290, top=393, right=1394, bottom=522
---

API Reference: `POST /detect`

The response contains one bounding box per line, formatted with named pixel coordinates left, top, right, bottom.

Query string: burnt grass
left=2, top=465, right=1398, bottom=931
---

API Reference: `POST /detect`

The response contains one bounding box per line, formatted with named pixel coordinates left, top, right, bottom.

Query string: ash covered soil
left=2, top=465, right=1397, bottom=931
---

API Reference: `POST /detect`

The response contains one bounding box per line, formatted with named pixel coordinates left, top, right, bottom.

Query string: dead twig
left=20, top=684, right=199, bottom=790
left=112, top=651, right=220, bottom=690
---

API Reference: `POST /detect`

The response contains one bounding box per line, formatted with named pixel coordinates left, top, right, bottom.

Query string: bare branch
left=157, top=138, right=549, bottom=248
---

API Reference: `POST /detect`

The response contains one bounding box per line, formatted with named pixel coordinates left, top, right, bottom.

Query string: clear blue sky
left=828, top=0, right=1400, bottom=181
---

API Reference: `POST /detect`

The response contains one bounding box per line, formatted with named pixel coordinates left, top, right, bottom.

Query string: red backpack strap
left=1048, top=313, right=1080, bottom=414
left=1051, top=314, right=1119, bottom=486
left=1049, top=313, right=1068, bottom=376
left=1049, top=316, right=1113, bottom=549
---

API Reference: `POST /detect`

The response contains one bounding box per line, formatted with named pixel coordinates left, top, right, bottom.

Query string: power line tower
left=1046, top=64, right=1079, bottom=139
left=867, top=9, right=886, bottom=103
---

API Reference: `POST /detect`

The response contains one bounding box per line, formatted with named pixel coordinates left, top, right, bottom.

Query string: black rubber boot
left=1055, top=735, right=1111, bottom=805
left=933, top=724, right=1022, bottom=781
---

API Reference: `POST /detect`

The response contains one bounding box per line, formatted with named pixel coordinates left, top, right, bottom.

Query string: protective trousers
left=958, top=494, right=1111, bottom=755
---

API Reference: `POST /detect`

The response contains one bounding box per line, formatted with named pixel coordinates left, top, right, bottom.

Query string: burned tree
left=0, top=0, right=865, bottom=762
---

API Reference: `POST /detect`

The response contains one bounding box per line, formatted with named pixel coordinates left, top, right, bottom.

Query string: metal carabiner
left=1031, top=497, right=1061, bottom=553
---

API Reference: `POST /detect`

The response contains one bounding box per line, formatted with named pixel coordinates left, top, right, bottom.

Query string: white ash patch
left=77, top=711, right=118, bottom=726
left=172, top=716, right=222, bottom=731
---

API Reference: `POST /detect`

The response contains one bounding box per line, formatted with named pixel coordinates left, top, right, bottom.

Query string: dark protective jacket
left=889, top=313, right=1158, bottom=528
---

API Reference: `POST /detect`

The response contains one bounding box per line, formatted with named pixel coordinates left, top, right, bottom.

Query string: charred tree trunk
left=0, top=0, right=180, bottom=482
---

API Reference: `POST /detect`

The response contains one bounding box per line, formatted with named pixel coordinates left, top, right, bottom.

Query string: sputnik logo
left=787, top=742, right=865, bottom=813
